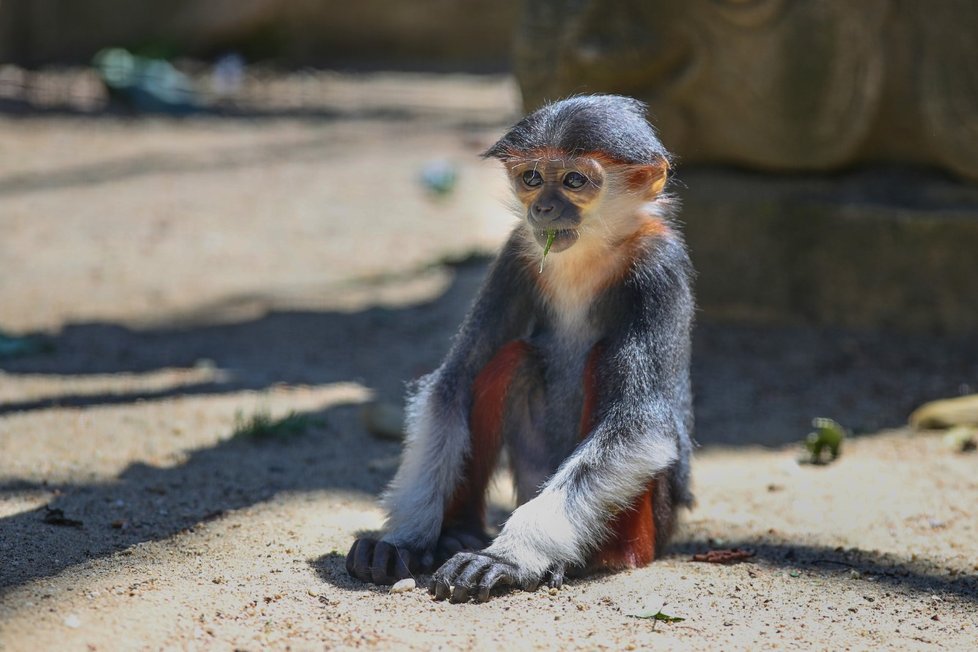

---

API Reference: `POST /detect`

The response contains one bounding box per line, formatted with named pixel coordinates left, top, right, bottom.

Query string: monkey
left=346, top=95, right=694, bottom=603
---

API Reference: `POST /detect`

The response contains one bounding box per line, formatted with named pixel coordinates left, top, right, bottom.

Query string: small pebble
left=64, top=614, right=81, bottom=628
left=361, top=402, right=406, bottom=441
left=390, top=578, right=416, bottom=594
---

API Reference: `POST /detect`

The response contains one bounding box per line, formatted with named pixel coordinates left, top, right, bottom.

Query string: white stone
left=390, top=578, right=416, bottom=594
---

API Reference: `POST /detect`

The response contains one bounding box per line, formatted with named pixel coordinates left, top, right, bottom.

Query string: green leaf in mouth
left=539, top=229, right=557, bottom=273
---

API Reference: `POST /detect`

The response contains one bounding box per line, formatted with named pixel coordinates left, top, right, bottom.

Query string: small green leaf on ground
left=802, top=417, right=847, bottom=464
left=625, top=595, right=685, bottom=623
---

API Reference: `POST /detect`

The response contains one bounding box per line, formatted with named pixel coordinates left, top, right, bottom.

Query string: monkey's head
left=484, top=95, right=671, bottom=255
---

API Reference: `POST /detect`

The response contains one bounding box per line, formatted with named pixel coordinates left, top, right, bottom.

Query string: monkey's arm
left=432, top=237, right=694, bottom=602
left=347, top=233, right=535, bottom=584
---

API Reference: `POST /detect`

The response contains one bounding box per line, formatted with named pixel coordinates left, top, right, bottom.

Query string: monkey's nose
left=531, top=202, right=556, bottom=218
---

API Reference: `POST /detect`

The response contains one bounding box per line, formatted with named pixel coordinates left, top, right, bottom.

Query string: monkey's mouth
left=533, top=228, right=579, bottom=253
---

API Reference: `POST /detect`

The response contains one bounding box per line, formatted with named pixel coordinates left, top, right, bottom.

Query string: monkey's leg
left=586, top=474, right=677, bottom=570
left=436, top=340, right=535, bottom=562
left=577, top=345, right=677, bottom=571
left=346, top=341, right=529, bottom=584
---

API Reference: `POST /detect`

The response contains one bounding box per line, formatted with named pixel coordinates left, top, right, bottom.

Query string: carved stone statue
left=515, top=0, right=978, bottom=182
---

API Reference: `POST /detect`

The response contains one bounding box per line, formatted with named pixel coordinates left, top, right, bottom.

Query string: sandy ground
left=1, top=73, right=977, bottom=651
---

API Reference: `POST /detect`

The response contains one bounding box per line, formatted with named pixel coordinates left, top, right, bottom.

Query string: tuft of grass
left=231, top=409, right=318, bottom=442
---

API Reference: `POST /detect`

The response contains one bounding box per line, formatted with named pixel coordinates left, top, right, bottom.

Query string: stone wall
left=515, top=0, right=978, bottom=182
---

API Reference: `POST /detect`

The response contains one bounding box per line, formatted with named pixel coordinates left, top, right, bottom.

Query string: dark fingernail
left=435, top=581, right=451, bottom=601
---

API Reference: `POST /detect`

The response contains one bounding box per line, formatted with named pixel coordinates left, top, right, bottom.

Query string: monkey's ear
left=626, top=158, right=670, bottom=198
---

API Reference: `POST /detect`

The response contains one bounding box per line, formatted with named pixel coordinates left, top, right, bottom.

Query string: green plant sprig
left=539, top=229, right=556, bottom=273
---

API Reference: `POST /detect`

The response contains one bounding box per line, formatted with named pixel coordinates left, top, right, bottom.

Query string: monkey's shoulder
left=595, top=229, right=694, bottom=334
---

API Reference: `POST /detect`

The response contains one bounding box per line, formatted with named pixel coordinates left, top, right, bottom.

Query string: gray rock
left=680, top=168, right=978, bottom=333
left=514, top=0, right=978, bottom=183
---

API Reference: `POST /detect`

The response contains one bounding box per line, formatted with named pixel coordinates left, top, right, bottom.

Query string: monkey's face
left=507, top=157, right=606, bottom=253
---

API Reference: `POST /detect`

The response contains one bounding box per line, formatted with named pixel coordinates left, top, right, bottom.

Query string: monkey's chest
left=529, top=328, right=601, bottom=462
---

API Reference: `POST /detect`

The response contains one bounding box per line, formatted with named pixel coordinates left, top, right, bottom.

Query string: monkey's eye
left=521, top=170, right=543, bottom=188
left=563, top=171, right=588, bottom=189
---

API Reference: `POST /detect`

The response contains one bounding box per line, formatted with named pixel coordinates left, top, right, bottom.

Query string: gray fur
left=483, top=94, right=671, bottom=166
left=380, top=236, right=536, bottom=548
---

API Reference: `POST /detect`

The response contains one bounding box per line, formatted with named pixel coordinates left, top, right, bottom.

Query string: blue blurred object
left=0, top=331, right=50, bottom=359
left=420, top=160, right=458, bottom=196
left=93, top=48, right=199, bottom=114
left=211, top=53, right=245, bottom=98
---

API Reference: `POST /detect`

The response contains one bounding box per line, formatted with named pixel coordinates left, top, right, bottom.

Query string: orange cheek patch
left=598, top=220, right=672, bottom=290
left=624, top=218, right=670, bottom=244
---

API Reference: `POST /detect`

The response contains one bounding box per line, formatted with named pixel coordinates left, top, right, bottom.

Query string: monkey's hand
left=346, top=538, right=432, bottom=585
left=429, top=552, right=566, bottom=603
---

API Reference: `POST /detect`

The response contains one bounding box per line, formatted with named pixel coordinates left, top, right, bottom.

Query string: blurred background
left=2, top=4, right=978, bottom=644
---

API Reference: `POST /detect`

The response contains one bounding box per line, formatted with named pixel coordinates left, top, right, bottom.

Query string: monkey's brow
left=512, top=156, right=574, bottom=168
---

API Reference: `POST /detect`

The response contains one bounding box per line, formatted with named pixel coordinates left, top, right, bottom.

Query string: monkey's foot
left=546, top=563, right=567, bottom=589
left=345, top=537, right=433, bottom=585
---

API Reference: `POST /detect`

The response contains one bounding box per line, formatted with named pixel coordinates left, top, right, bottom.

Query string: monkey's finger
left=430, top=568, right=458, bottom=601
left=351, top=538, right=375, bottom=582
left=371, top=542, right=396, bottom=585
left=547, top=567, right=565, bottom=589
left=476, top=564, right=515, bottom=603
left=429, top=553, right=473, bottom=600
left=392, top=547, right=413, bottom=579
left=345, top=540, right=359, bottom=577
left=430, top=575, right=450, bottom=601
left=450, top=556, right=493, bottom=604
